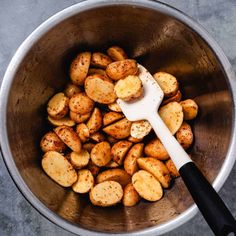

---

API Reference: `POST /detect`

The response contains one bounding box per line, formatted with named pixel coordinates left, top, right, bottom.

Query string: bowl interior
left=5, top=3, right=233, bottom=234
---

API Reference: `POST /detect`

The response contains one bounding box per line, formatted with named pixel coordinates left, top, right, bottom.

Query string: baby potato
left=47, top=92, right=69, bottom=119
left=91, top=52, right=112, bottom=69
left=89, top=181, right=123, bottom=207
left=124, top=143, right=144, bottom=175
left=87, top=160, right=100, bottom=176
left=69, top=92, right=94, bottom=115
left=42, top=151, right=77, bottom=187
left=64, top=83, right=82, bottom=98
left=180, top=99, right=198, bottom=120
left=85, top=74, right=117, bottom=104
left=103, top=118, right=132, bottom=139
left=68, top=150, right=90, bottom=169
left=96, top=169, right=131, bottom=187
left=69, top=52, right=91, bottom=85
left=128, top=136, right=143, bottom=143
left=123, top=183, right=140, bottom=207
left=83, top=143, right=96, bottom=153
left=91, top=141, right=111, bottom=167
left=70, top=111, right=91, bottom=124
left=72, top=169, right=94, bottom=193
left=130, top=120, right=152, bottom=139
left=103, top=111, right=124, bottom=126
left=54, top=125, right=81, bottom=153
left=176, top=122, right=193, bottom=149
left=159, top=101, right=184, bottom=134
left=87, top=108, right=103, bottom=134
left=137, top=158, right=171, bottom=188
left=162, top=90, right=182, bottom=106
left=132, top=170, right=163, bottom=202
left=48, top=116, right=75, bottom=127
left=107, top=46, right=128, bottom=61
left=108, top=102, right=122, bottom=112
left=90, top=132, right=106, bottom=142
left=114, top=75, right=143, bottom=101
left=153, top=72, right=178, bottom=98
left=106, top=59, right=138, bottom=81
left=76, top=123, right=90, bottom=143
left=40, top=131, right=66, bottom=153
left=166, top=159, right=180, bottom=178
left=144, top=138, right=169, bottom=160
left=105, top=160, right=120, bottom=168
left=111, top=141, right=133, bottom=165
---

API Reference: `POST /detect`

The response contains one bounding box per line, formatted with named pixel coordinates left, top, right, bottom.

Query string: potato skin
left=64, top=83, right=82, bottom=98
left=87, top=108, right=103, bottom=134
left=176, top=122, right=193, bottom=149
left=103, top=111, right=124, bottom=126
left=166, top=159, right=180, bottom=178
left=70, top=111, right=91, bottom=124
left=48, top=116, right=75, bottom=127
left=162, top=90, right=182, bottom=106
left=128, top=136, right=143, bottom=143
left=91, top=52, right=112, bottom=69
left=107, top=46, right=128, bottom=61
left=90, top=132, right=106, bottom=143
left=180, top=99, right=198, bottom=120
left=123, top=183, right=140, bottom=207
left=76, top=123, right=90, bottom=143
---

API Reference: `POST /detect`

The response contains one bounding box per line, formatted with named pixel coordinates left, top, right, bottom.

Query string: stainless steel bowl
left=1, top=0, right=236, bottom=235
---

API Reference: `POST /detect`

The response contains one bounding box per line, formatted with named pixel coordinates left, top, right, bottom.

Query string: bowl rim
left=0, top=0, right=236, bottom=235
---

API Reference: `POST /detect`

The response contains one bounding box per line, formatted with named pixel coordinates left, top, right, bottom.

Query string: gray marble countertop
left=0, top=0, right=236, bottom=235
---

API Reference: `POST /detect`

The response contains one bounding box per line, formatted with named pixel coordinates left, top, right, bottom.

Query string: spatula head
left=117, top=64, right=164, bottom=121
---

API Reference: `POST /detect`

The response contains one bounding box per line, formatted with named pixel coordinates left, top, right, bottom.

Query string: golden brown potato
left=68, top=150, right=90, bottom=169
left=106, top=59, right=138, bottom=81
left=176, top=122, right=193, bottom=149
left=87, top=108, right=103, bottom=134
left=89, top=181, right=123, bottom=207
left=123, top=183, right=140, bottom=207
left=96, top=169, right=131, bottom=187
left=75, top=123, right=90, bottom=143
left=91, top=141, right=111, bottom=167
left=87, top=160, right=100, bottom=176
left=144, top=138, right=169, bottom=160
left=107, top=46, right=128, bottom=61
left=69, top=92, right=94, bottom=115
left=48, top=116, right=75, bottom=127
left=83, top=143, right=96, bottom=153
left=42, top=151, right=77, bottom=187
left=159, top=101, right=183, bottom=134
left=111, top=141, right=133, bottom=165
left=128, top=136, right=143, bottom=143
left=108, top=102, right=122, bottom=112
left=90, top=132, right=106, bottom=142
left=103, top=118, right=132, bottom=139
left=70, top=52, right=91, bottom=86
left=153, top=72, right=178, bottom=98
left=64, top=83, right=82, bottom=98
left=40, top=131, right=66, bottom=153
left=103, top=111, right=124, bottom=126
left=137, top=158, right=171, bottom=188
left=130, top=120, right=152, bottom=139
left=85, top=74, right=117, bottom=104
left=72, top=169, right=94, bottom=193
left=180, top=99, right=198, bottom=120
left=165, top=159, right=180, bottom=178
left=162, top=90, right=182, bottom=106
left=91, top=52, right=112, bottom=69
left=47, top=93, right=69, bottom=119
left=54, top=125, right=81, bottom=153
left=124, top=143, right=144, bottom=175
left=105, top=160, right=120, bottom=168
left=70, top=111, right=91, bottom=124
left=132, top=170, right=163, bottom=201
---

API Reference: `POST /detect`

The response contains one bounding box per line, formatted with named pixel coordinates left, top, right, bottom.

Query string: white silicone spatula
left=117, top=64, right=236, bottom=236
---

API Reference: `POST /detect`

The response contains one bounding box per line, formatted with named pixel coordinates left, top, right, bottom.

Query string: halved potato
left=123, top=183, right=140, bottom=207
left=159, top=101, right=183, bottom=134
left=107, top=46, right=128, bottom=61
left=68, top=150, right=90, bottom=169
left=42, top=151, right=77, bottom=187
left=75, top=123, right=90, bottom=143
left=162, top=90, right=182, bottom=106
left=108, top=102, right=122, bottom=112
left=70, top=111, right=91, bottom=124
left=89, top=181, right=123, bottom=207
left=83, top=143, right=96, bottom=153
left=87, top=160, right=100, bottom=176
left=64, top=83, right=82, bottom=98
left=132, top=170, right=163, bottom=201
left=130, top=120, right=152, bottom=139
left=128, top=136, right=143, bottom=143
left=180, top=99, right=198, bottom=120
left=103, top=111, right=124, bottom=126
left=87, top=108, right=103, bottom=134
left=105, top=160, right=120, bottom=168
left=72, top=169, right=94, bottom=193
left=176, top=122, right=193, bottom=149
left=48, top=116, right=75, bottom=127
left=47, top=92, right=69, bottom=119
left=91, top=52, right=112, bottom=69
left=166, top=159, right=180, bottom=178
left=90, top=132, right=106, bottom=142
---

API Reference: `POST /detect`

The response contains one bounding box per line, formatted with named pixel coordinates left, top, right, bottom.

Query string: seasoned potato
left=128, top=136, right=143, bottom=143
left=83, top=143, right=96, bottom=153
left=64, top=83, right=82, bottom=98
left=87, top=108, right=103, bottom=134
left=96, top=169, right=131, bottom=187
left=54, top=125, right=81, bottom=153
left=166, top=159, right=180, bottom=178
left=75, top=123, right=90, bottom=143
left=48, top=116, right=75, bottom=127
left=72, top=169, right=94, bottom=193
left=68, top=150, right=90, bottom=169
left=180, top=99, right=198, bottom=120
left=124, top=143, right=144, bottom=175
left=103, top=111, right=124, bottom=126
left=107, top=46, right=128, bottom=61
left=70, top=52, right=91, bottom=85
left=106, top=59, right=138, bottom=81
left=111, top=141, right=132, bottom=165
left=40, top=131, right=66, bottom=153
left=162, top=90, right=182, bottom=106
left=137, top=158, right=171, bottom=188
left=153, top=72, right=178, bottom=98
left=70, top=111, right=91, bottom=123
left=176, top=122, right=193, bottom=149
left=103, top=118, right=132, bottom=139
left=87, top=160, right=100, bottom=176
left=47, top=93, right=69, bottom=119
left=105, top=160, right=120, bottom=168
left=108, top=102, right=122, bottom=112
left=114, top=75, right=143, bottom=101
left=90, top=132, right=106, bottom=142
left=88, top=68, right=108, bottom=77
left=69, top=92, right=94, bottom=115
left=89, top=181, right=123, bottom=207
left=91, top=141, right=111, bottom=167
left=159, top=101, right=183, bottom=134
left=130, top=120, right=152, bottom=139
left=123, top=183, right=140, bottom=207
left=91, top=52, right=112, bottom=69
left=132, top=170, right=163, bottom=201
left=42, top=151, right=77, bottom=187
left=85, top=74, right=117, bottom=104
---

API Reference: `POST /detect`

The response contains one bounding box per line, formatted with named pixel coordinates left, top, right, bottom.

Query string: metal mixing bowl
left=1, top=0, right=236, bottom=235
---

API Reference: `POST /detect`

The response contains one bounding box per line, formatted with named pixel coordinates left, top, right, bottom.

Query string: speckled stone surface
left=0, top=0, right=236, bottom=235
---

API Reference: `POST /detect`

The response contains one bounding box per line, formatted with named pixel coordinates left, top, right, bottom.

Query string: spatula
left=117, top=64, right=236, bottom=236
